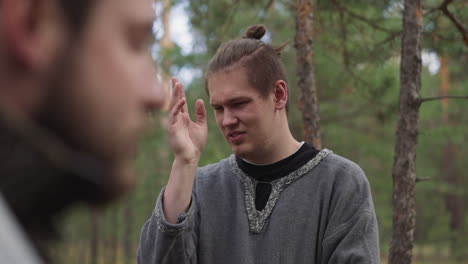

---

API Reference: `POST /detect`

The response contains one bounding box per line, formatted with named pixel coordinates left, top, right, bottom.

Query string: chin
left=104, top=161, right=136, bottom=199
left=230, top=143, right=251, bottom=159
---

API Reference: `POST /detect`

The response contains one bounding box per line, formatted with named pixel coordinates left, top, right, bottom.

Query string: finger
left=195, top=99, right=207, bottom=125
left=168, top=77, right=180, bottom=110
left=169, top=98, right=186, bottom=124
left=177, top=83, right=189, bottom=114
left=174, top=80, right=185, bottom=101
left=171, top=77, right=178, bottom=90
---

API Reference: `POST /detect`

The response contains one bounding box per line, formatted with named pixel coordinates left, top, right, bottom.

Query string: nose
left=222, top=109, right=238, bottom=127
left=144, top=71, right=166, bottom=113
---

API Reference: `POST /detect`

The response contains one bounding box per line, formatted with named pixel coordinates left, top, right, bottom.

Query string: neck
left=243, top=115, right=300, bottom=164
left=243, top=139, right=302, bottom=165
left=254, top=136, right=300, bottom=165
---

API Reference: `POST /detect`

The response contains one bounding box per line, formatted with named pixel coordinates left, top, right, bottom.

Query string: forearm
left=163, top=157, right=199, bottom=224
left=138, top=188, right=198, bottom=264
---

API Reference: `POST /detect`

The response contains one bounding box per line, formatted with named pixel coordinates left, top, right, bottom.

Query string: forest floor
left=381, top=245, right=467, bottom=264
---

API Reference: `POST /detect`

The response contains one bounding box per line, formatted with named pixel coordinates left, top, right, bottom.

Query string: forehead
left=94, top=0, right=155, bottom=22
left=208, top=68, right=262, bottom=104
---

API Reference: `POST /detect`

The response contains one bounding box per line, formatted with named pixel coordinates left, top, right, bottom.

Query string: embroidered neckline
left=229, top=148, right=332, bottom=234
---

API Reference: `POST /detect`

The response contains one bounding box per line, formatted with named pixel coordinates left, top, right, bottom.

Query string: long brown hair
left=206, top=25, right=288, bottom=99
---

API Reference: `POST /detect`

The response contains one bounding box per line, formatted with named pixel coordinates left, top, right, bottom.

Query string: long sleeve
left=320, top=161, right=380, bottom=264
left=137, top=187, right=199, bottom=264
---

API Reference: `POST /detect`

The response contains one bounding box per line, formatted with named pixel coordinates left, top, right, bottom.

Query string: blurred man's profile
left=0, top=0, right=164, bottom=263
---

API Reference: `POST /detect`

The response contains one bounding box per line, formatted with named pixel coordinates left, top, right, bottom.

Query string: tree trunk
left=442, top=144, right=465, bottom=255
left=439, top=55, right=450, bottom=120
left=123, top=198, right=133, bottom=264
left=295, top=0, right=321, bottom=149
left=439, top=54, right=465, bottom=261
left=161, top=0, right=173, bottom=110
left=388, top=0, right=422, bottom=263
left=106, top=207, right=119, bottom=264
left=161, top=0, right=173, bottom=49
left=90, top=208, right=99, bottom=264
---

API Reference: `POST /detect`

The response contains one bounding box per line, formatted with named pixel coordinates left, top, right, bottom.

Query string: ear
left=273, top=80, right=288, bottom=110
left=1, top=0, right=66, bottom=69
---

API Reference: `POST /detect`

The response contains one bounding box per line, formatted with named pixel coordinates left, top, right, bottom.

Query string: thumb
left=195, top=99, right=206, bottom=125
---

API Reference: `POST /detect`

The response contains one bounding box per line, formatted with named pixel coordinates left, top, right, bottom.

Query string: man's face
left=208, top=67, right=277, bottom=162
left=42, top=0, right=164, bottom=190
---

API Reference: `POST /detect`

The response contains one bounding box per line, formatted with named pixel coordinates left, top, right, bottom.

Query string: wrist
left=166, top=157, right=199, bottom=201
left=173, top=154, right=201, bottom=166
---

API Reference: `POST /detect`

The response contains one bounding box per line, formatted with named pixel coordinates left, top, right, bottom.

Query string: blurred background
left=51, top=0, right=467, bottom=263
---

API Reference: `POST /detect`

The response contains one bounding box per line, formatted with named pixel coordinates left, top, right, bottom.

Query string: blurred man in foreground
left=0, top=0, right=164, bottom=262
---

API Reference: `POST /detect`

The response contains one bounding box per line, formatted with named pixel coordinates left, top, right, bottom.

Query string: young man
left=0, top=0, right=164, bottom=263
left=138, top=25, right=380, bottom=263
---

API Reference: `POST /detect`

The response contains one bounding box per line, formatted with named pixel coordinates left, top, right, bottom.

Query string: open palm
left=168, top=78, right=208, bottom=162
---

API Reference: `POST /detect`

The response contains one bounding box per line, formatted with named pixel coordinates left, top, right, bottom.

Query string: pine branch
left=416, top=177, right=431, bottom=183
left=337, top=3, right=399, bottom=34
left=376, top=31, right=402, bottom=46
left=219, top=0, right=241, bottom=40
left=438, top=0, right=468, bottom=46
left=420, top=95, right=468, bottom=103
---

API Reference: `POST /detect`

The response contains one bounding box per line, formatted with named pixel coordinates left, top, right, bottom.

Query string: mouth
left=227, top=131, right=246, bottom=144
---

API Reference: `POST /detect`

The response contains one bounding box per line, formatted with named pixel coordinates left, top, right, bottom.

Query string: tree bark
left=295, top=0, right=322, bottom=149
left=389, top=0, right=422, bottom=263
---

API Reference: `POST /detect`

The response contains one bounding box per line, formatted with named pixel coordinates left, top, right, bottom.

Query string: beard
left=32, top=44, right=134, bottom=207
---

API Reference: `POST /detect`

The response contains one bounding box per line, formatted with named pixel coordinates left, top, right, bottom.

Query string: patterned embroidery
left=229, top=149, right=332, bottom=233
left=155, top=197, right=188, bottom=235
left=155, top=208, right=177, bottom=234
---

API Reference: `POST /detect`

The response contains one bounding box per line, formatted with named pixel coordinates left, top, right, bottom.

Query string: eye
left=212, top=105, right=223, bottom=112
left=233, top=101, right=247, bottom=107
left=130, top=35, right=153, bottom=52
left=128, top=26, right=155, bottom=53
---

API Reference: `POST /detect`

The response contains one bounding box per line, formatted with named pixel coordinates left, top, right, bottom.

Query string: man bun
left=207, top=23, right=288, bottom=101
left=244, top=24, right=266, bottom=40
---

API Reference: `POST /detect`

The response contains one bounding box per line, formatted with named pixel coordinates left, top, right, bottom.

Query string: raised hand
left=168, top=77, right=208, bottom=163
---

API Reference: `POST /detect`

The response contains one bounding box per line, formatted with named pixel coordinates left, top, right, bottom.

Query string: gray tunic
left=138, top=150, right=380, bottom=264
left=0, top=194, right=43, bottom=264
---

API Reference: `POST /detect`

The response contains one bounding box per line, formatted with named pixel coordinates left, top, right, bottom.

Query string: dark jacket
left=0, top=110, right=108, bottom=263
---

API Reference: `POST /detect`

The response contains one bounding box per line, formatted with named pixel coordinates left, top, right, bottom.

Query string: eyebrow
left=131, top=10, right=156, bottom=31
left=210, top=96, right=250, bottom=107
left=128, top=20, right=155, bottom=43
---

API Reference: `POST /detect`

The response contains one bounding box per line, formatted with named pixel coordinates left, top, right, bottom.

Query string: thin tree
left=159, top=0, right=173, bottom=110
left=389, top=0, right=422, bottom=263
left=123, top=197, right=133, bottom=264
left=106, top=207, right=119, bottom=264
left=295, top=0, right=321, bottom=149
left=390, top=1, right=468, bottom=262
left=439, top=53, right=466, bottom=261
left=90, top=208, right=99, bottom=264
